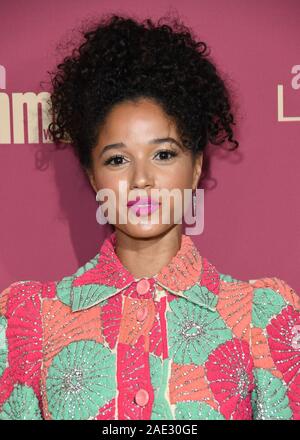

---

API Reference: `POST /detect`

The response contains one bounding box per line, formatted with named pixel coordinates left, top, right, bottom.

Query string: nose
left=130, top=161, right=154, bottom=190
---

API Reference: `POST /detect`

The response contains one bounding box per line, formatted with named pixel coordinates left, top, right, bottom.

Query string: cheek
left=160, top=167, right=193, bottom=190
left=93, top=169, right=124, bottom=191
left=93, top=172, right=131, bottom=207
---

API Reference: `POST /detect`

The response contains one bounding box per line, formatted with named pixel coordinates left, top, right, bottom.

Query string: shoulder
left=217, top=272, right=299, bottom=309
left=0, top=280, right=57, bottom=319
left=216, top=273, right=300, bottom=331
left=0, top=251, right=100, bottom=318
left=248, top=276, right=300, bottom=318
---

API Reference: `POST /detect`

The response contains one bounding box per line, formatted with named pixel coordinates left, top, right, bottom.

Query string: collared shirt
left=0, top=231, right=299, bottom=420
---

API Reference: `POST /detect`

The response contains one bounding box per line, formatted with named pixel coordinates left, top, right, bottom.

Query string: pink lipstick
left=127, top=196, right=160, bottom=216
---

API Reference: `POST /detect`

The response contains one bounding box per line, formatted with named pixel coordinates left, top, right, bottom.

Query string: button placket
left=135, top=280, right=151, bottom=408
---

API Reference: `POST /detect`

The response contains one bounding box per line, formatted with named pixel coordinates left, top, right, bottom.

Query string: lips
left=127, top=196, right=160, bottom=207
left=127, top=196, right=160, bottom=217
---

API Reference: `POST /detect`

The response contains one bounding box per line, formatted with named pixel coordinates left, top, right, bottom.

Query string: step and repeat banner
left=0, top=0, right=299, bottom=291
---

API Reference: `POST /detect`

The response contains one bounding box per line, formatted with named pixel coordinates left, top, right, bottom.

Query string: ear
left=192, top=153, right=203, bottom=189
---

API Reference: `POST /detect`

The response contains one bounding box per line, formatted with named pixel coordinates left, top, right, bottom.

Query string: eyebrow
left=99, top=137, right=183, bottom=157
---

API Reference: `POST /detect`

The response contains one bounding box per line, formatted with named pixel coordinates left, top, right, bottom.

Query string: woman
left=0, top=13, right=299, bottom=420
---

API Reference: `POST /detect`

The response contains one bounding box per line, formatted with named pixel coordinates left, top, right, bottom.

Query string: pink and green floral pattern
left=46, top=340, right=116, bottom=420
left=0, top=232, right=299, bottom=419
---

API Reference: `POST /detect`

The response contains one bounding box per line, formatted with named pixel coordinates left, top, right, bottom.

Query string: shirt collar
left=56, top=231, right=220, bottom=312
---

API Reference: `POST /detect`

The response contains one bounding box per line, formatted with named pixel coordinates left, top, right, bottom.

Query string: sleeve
left=0, top=281, right=44, bottom=420
left=249, top=276, right=300, bottom=420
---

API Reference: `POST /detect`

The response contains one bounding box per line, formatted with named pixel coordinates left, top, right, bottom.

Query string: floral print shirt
left=0, top=231, right=299, bottom=420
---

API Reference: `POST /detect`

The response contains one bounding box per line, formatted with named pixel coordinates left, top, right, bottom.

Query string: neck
left=114, top=226, right=183, bottom=279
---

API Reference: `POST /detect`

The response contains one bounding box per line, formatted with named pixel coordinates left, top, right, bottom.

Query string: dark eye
left=154, top=149, right=178, bottom=161
left=104, top=155, right=127, bottom=166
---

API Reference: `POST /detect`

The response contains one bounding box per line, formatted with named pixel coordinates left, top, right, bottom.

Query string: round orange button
left=136, top=307, right=148, bottom=321
left=136, top=279, right=150, bottom=295
left=134, top=388, right=149, bottom=406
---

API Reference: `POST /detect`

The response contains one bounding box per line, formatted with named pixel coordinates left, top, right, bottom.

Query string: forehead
left=97, top=98, right=178, bottom=143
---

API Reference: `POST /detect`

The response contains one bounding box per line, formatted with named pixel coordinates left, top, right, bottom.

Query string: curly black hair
left=47, top=11, right=239, bottom=185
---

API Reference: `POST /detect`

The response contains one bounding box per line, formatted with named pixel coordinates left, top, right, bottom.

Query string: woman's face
left=87, top=98, right=202, bottom=239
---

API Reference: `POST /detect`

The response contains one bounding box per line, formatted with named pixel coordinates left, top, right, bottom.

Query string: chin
left=115, top=222, right=175, bottom=240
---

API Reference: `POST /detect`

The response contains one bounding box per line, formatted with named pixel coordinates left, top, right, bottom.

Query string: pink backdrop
left=0, top=0, right=299, bottom=292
